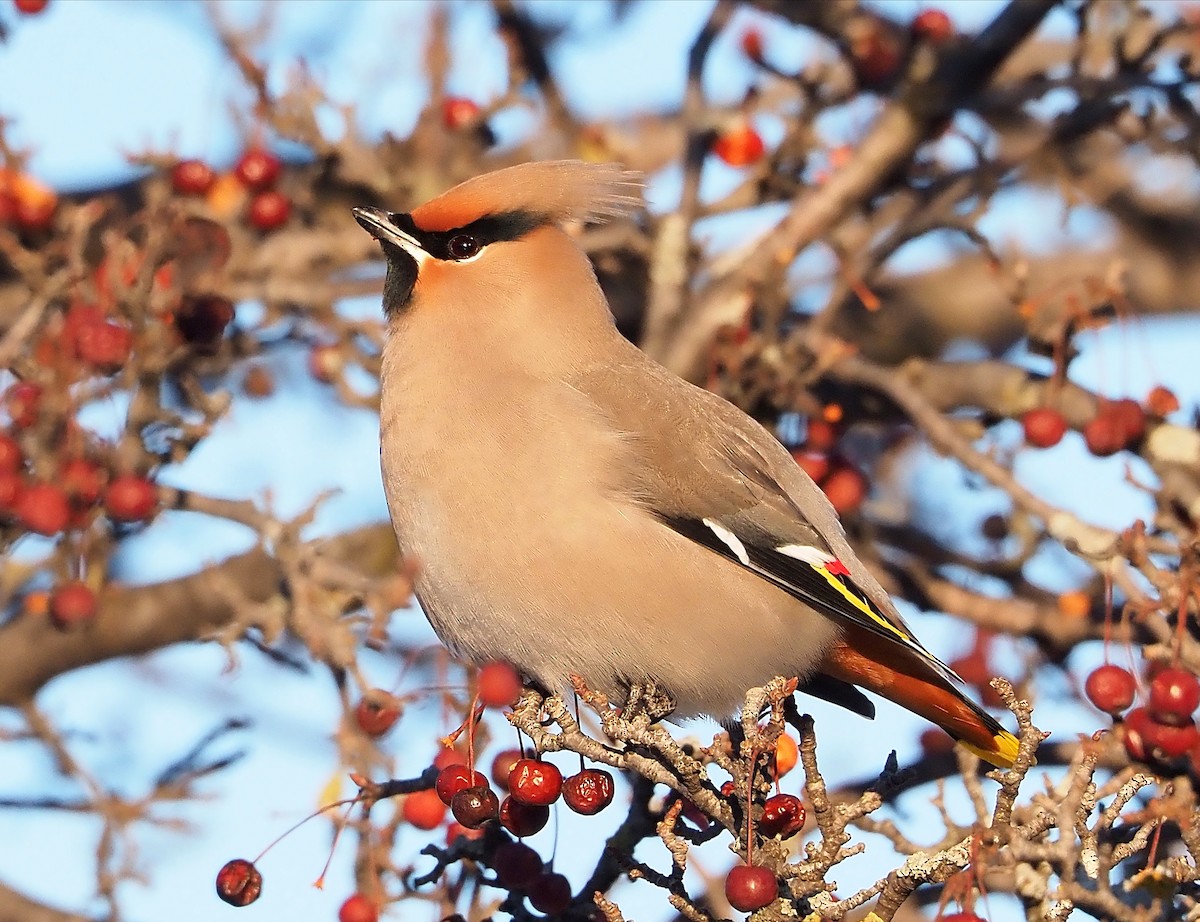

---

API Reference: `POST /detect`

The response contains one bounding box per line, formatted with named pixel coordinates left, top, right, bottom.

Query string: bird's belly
left=402, top=481, right=839, bottom=720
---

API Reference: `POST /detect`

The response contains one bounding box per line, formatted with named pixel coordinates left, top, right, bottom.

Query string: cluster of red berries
left=1022, top=386, right=1175, bottom=455
left=791, top=414, right=868, bottom=515
left=1086, top=661, right=1200, bottom=765
left=171, top=146, right=290, bottom=232
left=0, top=415, right=157, bottom=540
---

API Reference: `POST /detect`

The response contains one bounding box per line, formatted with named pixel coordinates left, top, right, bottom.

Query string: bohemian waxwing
left=353, top=160, right=1018, bottom=768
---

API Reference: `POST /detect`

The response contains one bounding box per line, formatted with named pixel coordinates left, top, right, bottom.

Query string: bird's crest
left=410, top=160, right=643, bottom=233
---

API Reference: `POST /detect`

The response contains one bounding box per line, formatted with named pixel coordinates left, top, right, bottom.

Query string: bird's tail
left=822, top=629, right=1020, bottom=769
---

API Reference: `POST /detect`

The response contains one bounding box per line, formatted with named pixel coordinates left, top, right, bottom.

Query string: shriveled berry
left=450, top=784, right=499, bottom=828
left=354, top=689, right=401, bottom=737
left=436, top=764, right=488, bottom=806
left=104, top=474, right=157, bottom=522
left=215, top=858, right=262, bottom=907
left=528, top=872, right=572, bottom=914
left=175, top=295, right=234, bottom=346
left=562, top=768, right=615, bottom=815
left=16, top=482, right=70, bottom=535
left=980, top=513, right=1009, bottom=541
left=1148, top=667, right=1200, bottom=726
left=1085, top=664, right=1136, bottom=716
left=49, top=581, right=97, bottom=630
left=1022, top=407, right=1067, bottom=448
left=508, top=758, right=563, bottom=806
left=337, top=894, right=378, bottom=922
left=492, top=840, right=543, bottom=890
left=499, top=795, right=550, bottom=837
left=724, top=864, right=778, bottom=912
left=491, top=748, right=523, bottom=790
left=759, top=793, right=805, bottom=839
left=243, top=364, right=275, bottom=398
left=171, top=159, right=216, bottom=197
left=1145, top=385, right=1180, bottom=417
left=402, top=788, right=448, bottom=830
left=771, top=733, right=798, bottom=778
left=233, top=148, right=282, bottom=191
left=478, top=660, right=522, bottom=708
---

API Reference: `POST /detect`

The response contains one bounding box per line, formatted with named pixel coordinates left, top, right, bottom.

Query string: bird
left=352, top=160, right=1019, bottom=769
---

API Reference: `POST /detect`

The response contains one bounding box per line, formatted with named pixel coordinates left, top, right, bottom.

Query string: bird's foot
left=623, top=680, right=676, bottom=723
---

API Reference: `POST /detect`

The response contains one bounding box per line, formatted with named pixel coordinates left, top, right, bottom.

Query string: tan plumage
left=353, top=160, right=1018, bottom=768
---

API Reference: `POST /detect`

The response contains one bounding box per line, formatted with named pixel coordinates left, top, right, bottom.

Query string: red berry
left=1148, top=667, right=1200, bottom=726
left=1083, top=412, right=1125, bottom=457
left=713, top=124, right=765, bottom=167
left=491, top=748, right=522, bottom=790
left=61, top=458, right=105, bottom=507
left=402, top=788, right=447, bottom=830
left=436, top=764, right=488, bottom=806
left=562, top=768, right=615, bottom=815
left=919, top=726, right=955, bottom=757
left=758, top=793, right=805, bottom=839
left=791, top=451, right=829, bottom=483
left=805, top=417, right=839, bottom=452
left=0, top=471, right=21, bottom=513
left=243, top=364, right=275, bottom=398
left=1107, top=398, right=1145, bottom=446
left=446, top=821, right=484, bottom=844
left=508, top=758, right=563, bottom=806
left=16, top=482, right=70, bottom=535
left=15, top=192, right=55, bottom=231
left=104, top=474, right=157, bottom=523
left=49, top=581, right=97, bottom=630
left=450, top=784, right=499, bottom=828
left=1123, top=707, right=1199, bottom=761
left=354, top=689, right=401, bottom=737
left=75, top=318, right=132, bottom=372
left=233, top=148, right=282, bottom=191
left=851, top=26, right=901, bottom=88
left=1021, top=407, right=1067, bottom=448
left=740, top=28, right=765, bottom=61
left=337, top=894, right=378, bottom=922
left=215, top=858, right=262, bottom=907
left=174, top=295, right=234, bottom=346
left=499, top=795, right=550, bottom=837
left=0, top=433, right=22, bottom=473
left=912, top=8, right=953, bottom=44
left=1085, top=664, right=1136, bottom=716
left=5, top=382, right=42, bottom=429
left=442, top=97, right=482, bottom=130
left=492, top=840, right=543, bottom=890
left=433, top=746, right=468, bottom=771
left=308, top=344, right=343, bottom=384
left=821, top=463, right=868, bottom=515
left=248, top=190, right=290, bottom=231
left=724, top=864, right=778, bottom=912
left=528, top=872, right=572, bottom=914
left=171, top=159, right=216, bottom=197
left=1145, top=385, right=1180, bottom=417
left=478, top=661, right=522, bottom=708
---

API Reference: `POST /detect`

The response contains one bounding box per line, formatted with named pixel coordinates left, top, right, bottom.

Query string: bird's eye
left=447, top=234, right=481, bottom=260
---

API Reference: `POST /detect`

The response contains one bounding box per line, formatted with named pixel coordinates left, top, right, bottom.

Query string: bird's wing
left=573, top=353, right=961, bottom=687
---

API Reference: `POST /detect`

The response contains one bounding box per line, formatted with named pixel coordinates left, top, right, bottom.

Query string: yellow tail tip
left=959, top=729, right=1020, bottom=769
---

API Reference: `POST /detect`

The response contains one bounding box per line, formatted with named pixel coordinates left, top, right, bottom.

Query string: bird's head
left=353, top=160, right=642, bottom=322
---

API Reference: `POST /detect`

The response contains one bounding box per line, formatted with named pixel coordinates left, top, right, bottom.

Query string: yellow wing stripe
left=813, top=564, right=912, bottom=644
left=959, top=730, right=1020, bottom=769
